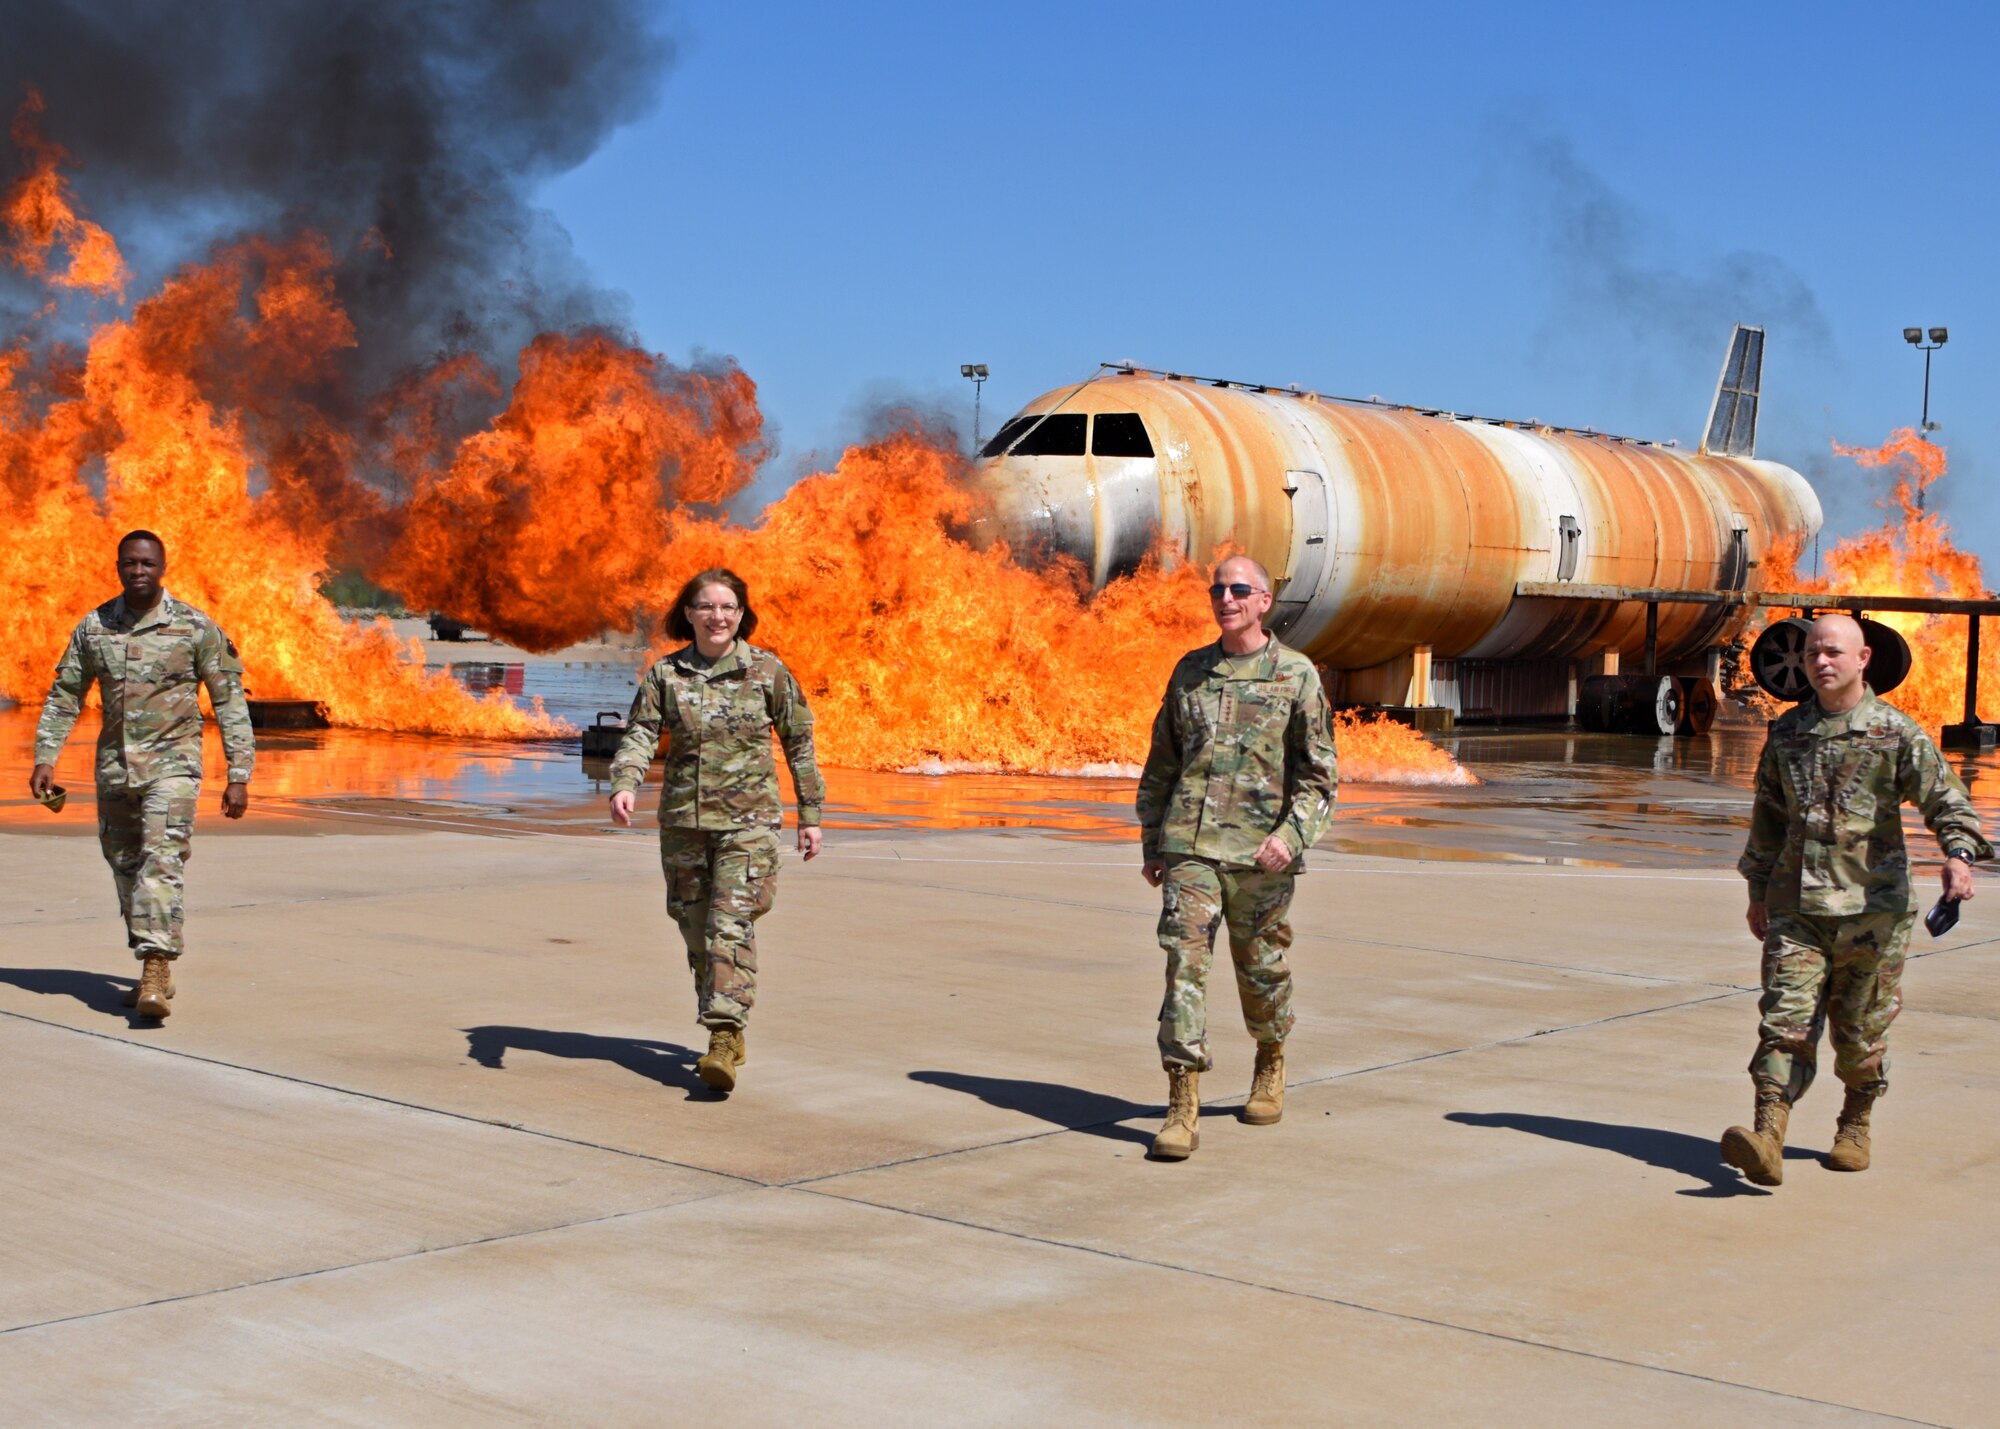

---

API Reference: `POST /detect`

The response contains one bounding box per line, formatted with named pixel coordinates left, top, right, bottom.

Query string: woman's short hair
left=665, top=567, right=758, bottom=643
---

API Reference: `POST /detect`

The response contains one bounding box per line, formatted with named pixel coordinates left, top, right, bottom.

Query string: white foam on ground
left=896, top=760, right=1144, bottom=778
left=1345, top=762, right=1481, bottom=788
left=895, top=758, right=1476, bottom=786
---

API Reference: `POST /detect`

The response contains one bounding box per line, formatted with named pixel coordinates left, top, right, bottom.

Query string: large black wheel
left=1675, top=677, right=1718, bottom=735
left=1634, top=675, right=1681, bottom=736
left=1578, top=674, right=1682, bottom=734
left=1577, top=675, right=1619, bottom=732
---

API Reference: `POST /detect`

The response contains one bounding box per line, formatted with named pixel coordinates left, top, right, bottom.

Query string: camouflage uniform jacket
left=1739, top=688, right=1990, bottom=916
left=609, top=641, right=825, bottom=830
left=34, top=591, right=256, bottom=787
left=1136, top=637, right=1339, bottom=868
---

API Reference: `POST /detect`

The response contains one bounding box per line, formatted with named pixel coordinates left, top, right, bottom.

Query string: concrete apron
left=0, top=814, right=1993, bottom=1425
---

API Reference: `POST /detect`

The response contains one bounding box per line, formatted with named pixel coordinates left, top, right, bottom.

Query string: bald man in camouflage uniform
left=1725, top=613, right=1987, bottom=1185
left=1137, top=555, right=1340, bottom=1161
left=29, top=531, right=255, bottom=1021
left=609, top=569, right=824, bottom=1093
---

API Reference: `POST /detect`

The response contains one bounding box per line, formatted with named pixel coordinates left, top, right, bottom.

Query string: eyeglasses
left=1208, top=582, right=1266, bottom=599
left=689, top=603, right=741, bottom=617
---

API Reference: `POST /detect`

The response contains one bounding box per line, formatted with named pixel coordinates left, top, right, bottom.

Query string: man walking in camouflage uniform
left=1136, top=555, right=1340, bottom=1160
left=29, top=531, right=255, bottom=1020
left=609, top=568, right=824, bottom=1094
left=1725, top=613, right=1987, bottom=1185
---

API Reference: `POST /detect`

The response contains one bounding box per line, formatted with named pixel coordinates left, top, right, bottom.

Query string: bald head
left=1804, top=611, right=1872, bottom=711
left=1808, top=612, right=1865, bottom=648
left=1214, top=555, right=1271, bottom=591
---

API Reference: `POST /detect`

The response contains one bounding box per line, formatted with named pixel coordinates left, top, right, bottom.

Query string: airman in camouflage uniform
left=1724, top=613, right=1986, bottom=1185
left=29, top=532, right=255, bottom=1021
left=609, top=568, right=824, bottom=1094
left=1136, top=556, right=1339, bottom=1160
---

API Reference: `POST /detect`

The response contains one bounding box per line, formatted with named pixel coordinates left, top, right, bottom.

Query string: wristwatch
left=1946, top=852, right=1975, bottom=865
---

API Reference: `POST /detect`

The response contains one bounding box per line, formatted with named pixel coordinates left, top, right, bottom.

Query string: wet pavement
left=7, top=698, right=1998, bottom=870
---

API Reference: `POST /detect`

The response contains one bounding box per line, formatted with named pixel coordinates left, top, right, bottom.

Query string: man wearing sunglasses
left=1136, top=555, right=1339, bottom=1160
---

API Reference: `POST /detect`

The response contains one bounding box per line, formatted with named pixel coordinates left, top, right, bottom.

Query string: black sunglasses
left=1208, top=582, right=1265, bottom=598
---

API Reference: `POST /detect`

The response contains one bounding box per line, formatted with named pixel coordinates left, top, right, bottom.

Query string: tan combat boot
left=1243, top=1041, right=1285, bottom=1125
left=1151, top=1067, right=1200, bottom=1160
left=133, top=956, right=175, bottom=1020
left=1720, top=1090, right=1789, bottom=1186
left=1827, top=1088, right=1876, bottom=1172
left=696, top=1027, right=744, bottom=1093
left=122, top=963, right=175, bottom=1010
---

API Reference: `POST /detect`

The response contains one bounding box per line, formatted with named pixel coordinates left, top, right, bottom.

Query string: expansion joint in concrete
left=0, top=1005, right=764, bottom=1188
left=788, top=1187, right=1948, bottom=1428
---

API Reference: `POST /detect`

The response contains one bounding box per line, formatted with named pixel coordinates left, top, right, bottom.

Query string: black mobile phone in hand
left=1925, top=897, right=1961, bottom=939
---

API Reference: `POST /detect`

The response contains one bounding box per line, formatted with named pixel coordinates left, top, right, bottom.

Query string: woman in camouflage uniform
left=608, top=568, right=825, bottom=1093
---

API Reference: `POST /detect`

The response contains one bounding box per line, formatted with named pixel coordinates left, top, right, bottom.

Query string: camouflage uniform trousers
left=1156, top=855, right=1297, bottom=1070
left=96, top=776, right=199, bottom=960
left=1751, top=907, right=1913, bottom=1103
left=660, top=826, right=780, bottom=1030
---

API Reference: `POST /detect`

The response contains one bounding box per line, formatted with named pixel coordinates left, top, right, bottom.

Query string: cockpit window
left=979, top=415, right=1039, bottom=458
left=1091, top=413, right=1154, bottom=457
left=1006, top=413, right=1088, bottom=457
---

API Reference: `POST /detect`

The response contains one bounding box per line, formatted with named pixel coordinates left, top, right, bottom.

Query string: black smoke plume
left=1525, top=132, right=1837, bottom=373
left=1, top=0, right=673, bottom=402
left=1508, top=129, right=1874, bottom=530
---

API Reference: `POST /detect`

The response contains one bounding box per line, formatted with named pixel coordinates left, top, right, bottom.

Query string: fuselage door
left=1722, top=513, right=1749, bottom=590
left=1270, top=469, right=1329, bottom=639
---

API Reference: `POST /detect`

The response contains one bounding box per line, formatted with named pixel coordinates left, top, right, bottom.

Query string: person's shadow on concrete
left=910, top=1070, right=1162, bottom=1146
left=463, top=1026, right=707, bottom=1096
left=0, top=966, right=141, bottom=1021
left=1445, top=1111, right=1817, bottom=1197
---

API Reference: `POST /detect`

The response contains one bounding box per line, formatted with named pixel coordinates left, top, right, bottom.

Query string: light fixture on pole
left=1903, top=326, right=1948, bottom=509
left=959, top=363, right=989, bottom=451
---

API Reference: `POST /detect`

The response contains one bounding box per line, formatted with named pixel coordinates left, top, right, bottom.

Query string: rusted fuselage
left=968, top=372, right=1822, bottom=674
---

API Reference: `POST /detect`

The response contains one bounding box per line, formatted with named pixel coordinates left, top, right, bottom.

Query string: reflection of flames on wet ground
left=1751, top=430, right=1996, bottom=732
left=3, top=710, right=1992, bottom=868
left=0, top=95, right=1470, bottom=788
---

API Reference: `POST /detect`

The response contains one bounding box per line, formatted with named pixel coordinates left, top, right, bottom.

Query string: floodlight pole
left=1903, top=327, right=1948, bottom=510
left=960, top=363, right=989, bottom=451
left=1922, top=345, right=1936, bottom=435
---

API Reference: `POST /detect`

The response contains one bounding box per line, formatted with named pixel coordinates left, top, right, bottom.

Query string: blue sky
left=540, top=1, right=2000, bottom=566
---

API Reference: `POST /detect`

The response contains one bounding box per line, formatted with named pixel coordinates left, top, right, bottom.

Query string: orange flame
left=1759, top=429, right=1995, bottom=732
left=0, top=224, right=559, bottom=736
left=371, top=332, right=765, bottom=651
left=0, top=109, right=1473, bottom=786
left=649, top=432, right=1217, bottom=771
left=1333, top=710, right=1479, bottom=786
left=2, top=91, right=126, bottom=298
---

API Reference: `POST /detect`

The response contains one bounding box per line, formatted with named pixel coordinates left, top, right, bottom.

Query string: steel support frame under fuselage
left=1514, top=581, right=1999, bottom=741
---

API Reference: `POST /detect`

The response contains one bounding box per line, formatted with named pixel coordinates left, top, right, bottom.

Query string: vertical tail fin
left=1701, top=324, right=1763, bottom=457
